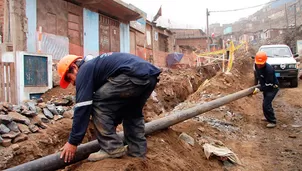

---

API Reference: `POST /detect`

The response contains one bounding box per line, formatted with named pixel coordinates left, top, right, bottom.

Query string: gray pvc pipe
left=5, top=86, right=257, bottom=171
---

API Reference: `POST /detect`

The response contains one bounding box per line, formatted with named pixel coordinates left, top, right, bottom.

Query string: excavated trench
left=1, top=65, right=220, bottom=170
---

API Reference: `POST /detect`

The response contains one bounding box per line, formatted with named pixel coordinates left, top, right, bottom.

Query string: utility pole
left=206, top=8, right=210, bottom=52
left=294, top=3, right=296, bottom=29
left=285, top=3, right=289, bottom=30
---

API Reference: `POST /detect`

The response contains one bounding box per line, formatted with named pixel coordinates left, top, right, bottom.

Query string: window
left=24, top=55, right=48, bottom=87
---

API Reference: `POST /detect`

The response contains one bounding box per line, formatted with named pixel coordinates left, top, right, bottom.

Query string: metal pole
left=5, top=86, right=258, bottom=171
left=206, top=8, right=210, bottom=52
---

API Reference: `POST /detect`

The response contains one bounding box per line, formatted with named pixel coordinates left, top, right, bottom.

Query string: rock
left=11, top=144, right=20, bottom=150
left=3, top=102, right=13, bottom=111
left=38, top=102, right=47, bottom=109
left=54, top=99, right=71, bottom=106
left=38, top=122, right=48, bottom=129
left=17, top=124, right=30, bottom=134
left=0, top=135, right=2, bottom=142
left=26, top=101, right=37, bottom=112
left=0, top=115, right=13, bottom=124
left=12, top=134, right=28, bottom=143
left=21, top=110, right=37, bottom=117
left=7, top=121, right=19, bottom=132
left=38, top=113, right=50, bottom=123
left=29, top=124, right=39, bottom=133
left=198, top=127, right=205, bottom=133
left=1, top=138, right=12, bottom=147
left=20, top=105, right=29, bottom=112
left=0, top=104, right=6, bottom=112
left=63, top=110, right=74, bottom=119
left=35, top=106, right=42, bottom=113
left=56, top=106, right=65, bottom=115
left=0, top=124, right=10, bottom=134
left=2, top=131, right=20, bottom=138
left=178, top=132, right=195, bottom=146
left=54, top=115, right=63, bottom=121
left=64, top=95, right=76, bottom=104
left=36, top=98, right=44, bottom=103
left=291, top=124, right=302, bottom=128
left=0, top=111, right=6, bottom=115
left=12, top=105, right=22, bottom=113
left=43, top=108, right=54, bottom=119
left=8, top=112, right=30, bottom=125
left=47, top=105, right=59, bottom=115
left=0, top=105, right=8, bottom=113
left=289, top=135, right=297, bottom=138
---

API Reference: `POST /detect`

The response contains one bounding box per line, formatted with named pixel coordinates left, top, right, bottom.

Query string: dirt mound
left=65, top=129, right=218, bottom=171
left=2, top=65, right=219, bottom=170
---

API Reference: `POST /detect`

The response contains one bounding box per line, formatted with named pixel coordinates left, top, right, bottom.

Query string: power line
left=209, top=0, right=280, bottom=13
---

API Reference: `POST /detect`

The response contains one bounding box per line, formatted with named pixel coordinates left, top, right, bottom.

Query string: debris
left=38, top=113, right=50, bottom=123
left=53, top=99, right=71, bottom=106
left=17, top=124, right=31, bottom=134
left=26, top=101, right=37, bottom=112
left=43, top=108, right=54, bottom=119
left=56, top=106, right=65, bottom=115
left=54, top=115, right=63, bottom=121
left=11, top=144, right=20, bottom=151
left=12, top=134, right=28, bottom=143
left=178, top=132, right=195, bottom=146
left=63, top=110, right=74, bottom=119
left=203, top=143, right=242, bottom=165
left=3, top=102, right=13, bottom=111
left=2, top=131, right=20, bottom=139
left=291, top=124, right=302, bottom=128
left=0, top=115, right=13, bottom=124
left=6, top=122, right=19, bottom=132
left=289, top=135, right=297, bottom=139
left=0, top=124, right=10, bottom=134
left=47, top=105, right=59, bottom=115
left=8, top=112, right=30, bottom=125
left=12, top=105, right=22, bottom=113
left=1, top=138, right=12, bottom=147
left=38, top=102, right=47, bottom=109
left=29, top=124, right=39, bottom=133
left=21, top=110, right=37, bottom=117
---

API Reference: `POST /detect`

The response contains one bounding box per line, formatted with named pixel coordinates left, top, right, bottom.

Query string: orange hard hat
left=255, top=51, right=267, bottom=65
left=57, top=55, right=82, bottom=89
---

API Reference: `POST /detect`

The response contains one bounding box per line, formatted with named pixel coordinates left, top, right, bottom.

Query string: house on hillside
left=0, top=0, right=144, bottom=103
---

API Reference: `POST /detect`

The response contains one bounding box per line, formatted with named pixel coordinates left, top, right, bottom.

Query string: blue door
left=83, top=9, right=99, bottom=57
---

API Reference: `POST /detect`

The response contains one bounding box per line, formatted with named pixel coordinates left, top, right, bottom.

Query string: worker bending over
left=58, top=52, right=161, bottom=162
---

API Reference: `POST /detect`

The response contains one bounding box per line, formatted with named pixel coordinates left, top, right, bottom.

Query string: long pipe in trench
left=5, top=86, right=257, bottom=171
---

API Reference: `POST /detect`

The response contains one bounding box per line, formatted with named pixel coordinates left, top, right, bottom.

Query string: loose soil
left=3, top=53, right=302, bottom=171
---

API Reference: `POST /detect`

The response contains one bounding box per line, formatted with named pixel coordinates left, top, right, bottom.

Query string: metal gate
left=0, top=62, right=16, bottom=103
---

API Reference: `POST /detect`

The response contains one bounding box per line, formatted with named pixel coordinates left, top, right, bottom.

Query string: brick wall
left=176, top=38, right=207, bottom=50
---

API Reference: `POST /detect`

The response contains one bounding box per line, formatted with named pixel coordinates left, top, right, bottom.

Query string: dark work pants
left=92, top=74, right=158, bottom=157
left=263, top=88, right=279, bottom=124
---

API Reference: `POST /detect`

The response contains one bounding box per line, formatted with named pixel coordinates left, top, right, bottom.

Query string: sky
left=122, top=0, right=271, bottom=30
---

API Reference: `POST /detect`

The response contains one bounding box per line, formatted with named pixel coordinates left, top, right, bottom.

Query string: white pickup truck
left=254, top=44, right=299, bottom=87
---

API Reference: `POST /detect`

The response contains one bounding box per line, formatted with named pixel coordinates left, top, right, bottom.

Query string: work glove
left=253, top=88, right=260, bottom=95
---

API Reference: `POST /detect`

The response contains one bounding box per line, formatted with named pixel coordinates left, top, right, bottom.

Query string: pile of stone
left=0, top=96, right=75, bottom=147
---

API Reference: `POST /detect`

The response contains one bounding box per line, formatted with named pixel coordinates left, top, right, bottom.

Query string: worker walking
left=58, top=52, right=161, bottom=163
left=253, top=51, right=279, bottom=128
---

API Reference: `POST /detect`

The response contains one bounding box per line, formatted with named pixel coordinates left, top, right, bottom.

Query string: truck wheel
left=290, top=78, right=298, bottom=88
